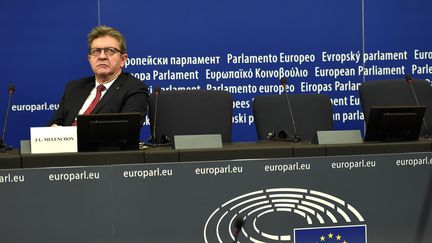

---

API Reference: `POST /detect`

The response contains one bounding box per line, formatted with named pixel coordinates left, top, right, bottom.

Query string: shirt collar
left=95, top=75, right=118, bottom=90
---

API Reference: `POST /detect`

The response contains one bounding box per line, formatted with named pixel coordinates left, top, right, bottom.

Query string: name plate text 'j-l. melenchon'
left=30, top=126, right=77, bottom=154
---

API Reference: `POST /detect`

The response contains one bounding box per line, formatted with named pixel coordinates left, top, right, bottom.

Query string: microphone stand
left=1, top=85, right=15, bottom=153
left=281, top=78, right=300, bottom=143
left=232, top=217, right=244, bottom=243
left=146, top=88, right=170, bottom=147
left=152, top=88, right=160, bottom=147
left=0, top=140, right=9, bottom=153
left=406, top=75, right=430, bottom=139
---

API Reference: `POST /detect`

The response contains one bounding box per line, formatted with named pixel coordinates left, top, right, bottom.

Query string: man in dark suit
left=49, top=25, right=148, bottom=126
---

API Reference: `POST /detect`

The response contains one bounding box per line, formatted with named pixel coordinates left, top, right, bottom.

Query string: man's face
left=88, top=36, right=127, bottom=81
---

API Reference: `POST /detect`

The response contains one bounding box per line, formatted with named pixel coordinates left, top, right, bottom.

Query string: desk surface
left=1, top=140, right=432, bottom=169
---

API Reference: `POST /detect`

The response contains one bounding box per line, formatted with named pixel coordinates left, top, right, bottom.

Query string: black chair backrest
left=148, top=90, right=233, bottom=143
left=253, top=94, right=334, bottom=142
left=359, top=79, right=432, bottom=137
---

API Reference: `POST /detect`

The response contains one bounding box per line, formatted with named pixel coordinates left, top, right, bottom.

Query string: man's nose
left=98, top=50, right=108, bottom=59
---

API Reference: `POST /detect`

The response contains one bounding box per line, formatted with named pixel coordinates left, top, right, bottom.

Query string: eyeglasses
left=89, top=47, right=123, bottom=57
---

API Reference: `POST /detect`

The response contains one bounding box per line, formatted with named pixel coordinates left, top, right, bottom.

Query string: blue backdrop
left=1, top=0, right=431, bottom=147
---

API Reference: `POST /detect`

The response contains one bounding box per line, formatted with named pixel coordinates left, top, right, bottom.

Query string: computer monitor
left=364, top=106, right=426, bottom=142
left=77, top=112, right=141, bottom=152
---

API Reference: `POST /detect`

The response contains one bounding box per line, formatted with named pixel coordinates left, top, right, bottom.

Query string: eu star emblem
left=294, top=225, right=367, bottom=243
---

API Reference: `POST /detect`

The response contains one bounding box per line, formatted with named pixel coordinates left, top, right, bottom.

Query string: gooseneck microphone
left=281, top=77, right=300, bottom=143
left=1, top=83, right=16, bottom=152
left=233, top=217, right=244, bottom=243
left=151, top=87, right=161, bottom=147
left=152, top=87, right=160, bottom=147
left=147, top=87, right=170, bottom=147
left=405, top=75, right=430, bottom=139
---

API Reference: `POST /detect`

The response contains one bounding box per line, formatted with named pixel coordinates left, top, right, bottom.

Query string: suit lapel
left=68, top=79, right=95, bottom=123
left=92, top=73, right=126, bottom=113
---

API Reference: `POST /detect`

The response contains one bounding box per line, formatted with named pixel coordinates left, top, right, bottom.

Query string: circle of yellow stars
left=317, top=232, right=348, bottom=243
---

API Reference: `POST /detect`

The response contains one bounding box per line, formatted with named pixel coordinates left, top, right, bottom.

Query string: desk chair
left=148, top=90, right=233, bottom=144
left=359, top=79, right=432, bottom=137
left=253, top=94, right=334, bottom=142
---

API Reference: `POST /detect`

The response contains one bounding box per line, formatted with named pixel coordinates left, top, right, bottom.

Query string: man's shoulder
left=118, top=72, right=146, bottom=87
left=120, top=72, right=141, bottom=83
left=64, top=76, right=94, bottom=90
left=69, top=76, right=95, bottom=84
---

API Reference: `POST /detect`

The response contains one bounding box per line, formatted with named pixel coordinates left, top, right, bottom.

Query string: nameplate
left=174, top=134, right=222, bottom=150
left=30, top=127, right=78, bottom=154
left=315, top=130, right=362, bottom=145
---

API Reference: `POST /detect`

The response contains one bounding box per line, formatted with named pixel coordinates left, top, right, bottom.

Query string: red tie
left=71, top=84, right=106, bottom=126
left=83, top=84, right=106, bottom=115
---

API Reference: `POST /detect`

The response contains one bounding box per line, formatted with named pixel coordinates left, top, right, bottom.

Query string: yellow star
left=320, top=235, right=326, bottom=241
left=342, top=240, right=348, bottom=243
left=328, top=233, right=333, bottom=239
left=336, top=234, right=342, bottom=240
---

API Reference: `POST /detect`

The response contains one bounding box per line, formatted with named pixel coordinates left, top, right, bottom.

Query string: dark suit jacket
left=49, top=72, right=149, bottom=126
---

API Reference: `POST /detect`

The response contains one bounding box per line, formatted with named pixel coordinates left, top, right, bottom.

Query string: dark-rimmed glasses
left=89, top=47, right=123, bottom=57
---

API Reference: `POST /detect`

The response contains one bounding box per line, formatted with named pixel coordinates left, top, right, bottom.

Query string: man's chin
left=94, top=72, right=113, bottom=80
left=95, top=70, right=111, bottom=77
left=96, top=66, right=109, bottom=71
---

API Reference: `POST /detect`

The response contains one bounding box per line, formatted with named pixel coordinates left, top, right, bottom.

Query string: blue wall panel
left=0, top=1, right=97, bottom=147
left=0, top=0, right=431, bottom=147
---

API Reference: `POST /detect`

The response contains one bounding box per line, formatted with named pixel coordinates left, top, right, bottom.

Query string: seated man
left=49, top=25, right=148, bottom=126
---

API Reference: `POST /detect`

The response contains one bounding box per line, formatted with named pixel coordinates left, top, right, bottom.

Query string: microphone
left=1, top=83, right=16, bottom=152
left=232, top=217, right=244, bottom=243
left=405, top=75, right=430, bottom=139
left=152, top=87, right=160, bottom=147
left=147, top=87, right=170, bottom=147
left=151, top=87, right=161, bottom=147
left=280, top=77, right=300, bottom=143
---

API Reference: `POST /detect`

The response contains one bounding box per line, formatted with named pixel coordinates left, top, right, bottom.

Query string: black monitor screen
left=77, top=113, right=141, bottom=152
left=364, top=106, right=426, bottom=142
